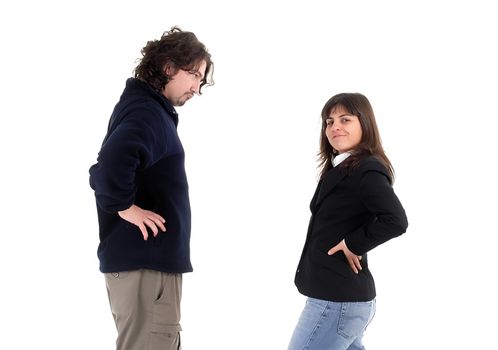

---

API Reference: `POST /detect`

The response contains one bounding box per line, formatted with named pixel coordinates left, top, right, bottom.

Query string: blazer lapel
left=309, top=179, right=323, bottom=212
left=313, top=167, right=347, bottom=211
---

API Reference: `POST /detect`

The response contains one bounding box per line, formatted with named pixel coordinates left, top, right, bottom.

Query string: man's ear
left=163, top=62, right=174, bottom=76
left=163, top=64, right=170, bottom=76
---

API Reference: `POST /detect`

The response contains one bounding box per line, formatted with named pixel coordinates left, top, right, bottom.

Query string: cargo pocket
left=149, top=274, right=182, bottom=349
left=150, top=306, right=182, bottom=350
left=149, top=325, right=181, bottom=350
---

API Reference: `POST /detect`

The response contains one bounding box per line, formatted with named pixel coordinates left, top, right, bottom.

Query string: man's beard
left=174, top=93, right=192, bottom=107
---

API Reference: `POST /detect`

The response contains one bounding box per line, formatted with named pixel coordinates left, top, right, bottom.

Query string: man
left=89, top=27, right=213, bottom=350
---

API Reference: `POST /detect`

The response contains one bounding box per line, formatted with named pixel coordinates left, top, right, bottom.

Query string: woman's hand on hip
left=328, top=239, right=362, bottom=274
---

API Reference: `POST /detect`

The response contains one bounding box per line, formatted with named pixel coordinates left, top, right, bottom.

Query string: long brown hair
left=318, top=93, right=394, bottom=181
left=134, top=26, right=214, bottom=94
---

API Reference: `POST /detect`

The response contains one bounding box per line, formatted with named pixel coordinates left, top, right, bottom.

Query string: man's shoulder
left=117, top=98, right=173, bottom=126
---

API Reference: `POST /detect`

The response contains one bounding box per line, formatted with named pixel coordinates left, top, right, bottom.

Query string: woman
left=288, top=93, right=408, bottom=350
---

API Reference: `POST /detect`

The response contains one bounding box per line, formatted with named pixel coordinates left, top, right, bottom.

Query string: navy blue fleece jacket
left=89, top=78, right=192, bottom=273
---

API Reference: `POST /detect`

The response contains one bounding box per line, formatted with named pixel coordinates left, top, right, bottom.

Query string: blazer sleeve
left=89, top=108, right=168, bottom=213
left=344, top=165, right=408, bottom=255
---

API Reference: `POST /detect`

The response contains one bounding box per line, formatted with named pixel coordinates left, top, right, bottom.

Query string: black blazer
left=294, top=157, right=408, bottom=302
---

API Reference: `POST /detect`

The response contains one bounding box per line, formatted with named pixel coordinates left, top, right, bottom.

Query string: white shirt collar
left=332, top=152, right=351, bottom=167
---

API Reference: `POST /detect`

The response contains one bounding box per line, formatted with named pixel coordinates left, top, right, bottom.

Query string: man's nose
left=191, top=81, right=201, bottom=94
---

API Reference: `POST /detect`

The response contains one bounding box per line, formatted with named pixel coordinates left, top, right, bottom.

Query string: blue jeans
left=288, top=297, right=376, bottom=350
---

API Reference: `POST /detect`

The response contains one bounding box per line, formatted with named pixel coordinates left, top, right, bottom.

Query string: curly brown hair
left=134, top=26, right=213, bottom=93
left=318, top=93, right=394, bottom=182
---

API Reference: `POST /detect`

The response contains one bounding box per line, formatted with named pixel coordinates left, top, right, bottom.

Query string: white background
left=1, top=0, right=497, bottom=349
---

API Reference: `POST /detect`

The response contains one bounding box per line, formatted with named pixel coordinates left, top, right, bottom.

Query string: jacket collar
left=123, top=78, right=179, bottom=125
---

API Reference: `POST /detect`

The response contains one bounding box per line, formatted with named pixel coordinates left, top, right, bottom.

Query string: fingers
left=349, top=256, right=362, bottom=274
left=138, top=223, right=148, bottom=241
left=327, top=244, right=363, bottom=274
left=118, top=205, right=167, bottom=240
left=149, top=212, right=166, bottom=233
left=325, top=239, right=363, bottom=274
left=327, top=240, right=343, bottom=255
left=143, top=218, right=159, bottom=237
left=143, top=212, right=166, bottom=237
left=327, top=247, right=362, bottom=273
left=143, top=218, right=165, bottom=236
left=349, top=261, right=359, bottom=274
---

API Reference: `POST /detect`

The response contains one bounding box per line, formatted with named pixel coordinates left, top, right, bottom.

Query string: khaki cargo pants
left=105, top=269, right=182, bottom=350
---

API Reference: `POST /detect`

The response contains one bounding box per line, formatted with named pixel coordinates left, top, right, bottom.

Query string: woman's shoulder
left=355, top=156, right=390, bottom=179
